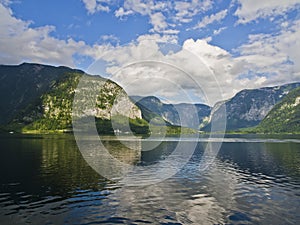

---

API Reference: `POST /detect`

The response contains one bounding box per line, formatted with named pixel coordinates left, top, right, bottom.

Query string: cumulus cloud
left=85, top=37, right=254, bottom=105
left=81, top=0, right=110, bottom=14
left=85, top=18, right=300, bottom=105
left=0, top=3, right=86, bottom=67
left=237, top=19, right=300, bottom=84
left=193, top=9, right=228, bottom=29
left=235, top=0, right=300, bottom=24
left=1, top=1, right=299, bottom=106
left=82, top=0, right=97, bottom=14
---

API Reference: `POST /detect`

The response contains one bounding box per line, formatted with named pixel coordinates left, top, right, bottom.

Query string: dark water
left=0, top=134, right=299, bottom=224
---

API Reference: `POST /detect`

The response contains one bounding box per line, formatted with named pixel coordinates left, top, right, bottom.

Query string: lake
left=0, top=133, right=299, bottom=224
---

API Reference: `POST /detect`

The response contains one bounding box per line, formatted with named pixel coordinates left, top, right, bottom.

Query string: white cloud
left=236, top=19, right=300, bottom=85
left=114, top=7, right=133, bottom=18
left=114, top=0, right=214, bottom=35
left=159, top=29, right=180, bottom=35
left=82, top=0, right=97, bottom=14
left=174, top=0, right=213, bottom=23
left=96, top=4, right=110, bottom=12
left=121, top=0, right=152, bottom=15
left=137, top=33, right=178, bottom=44
left=81, top=0, right=110, bottom=14
left=86, top=21, right=300, bottom=105
left=2, top=1, right=299, bottom=105
left=114, top=0, right=171, bottom=34
left=149, top=12, right=168, bottom=32
left=213, top=27, right=227, bottom=35
left=85, top=37, right=256, bottom=105
left=193, top=9, right=228, bottom=29
left=0, top=3, right=86, bottom=67
left=100, top=34, right=119, bottom=43
left=235, top=0, right=300, bottom=24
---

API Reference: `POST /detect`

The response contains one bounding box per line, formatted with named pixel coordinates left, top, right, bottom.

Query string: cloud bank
left=0, top=1, right=299, bottom=105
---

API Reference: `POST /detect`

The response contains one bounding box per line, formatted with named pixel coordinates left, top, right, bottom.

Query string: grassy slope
left=255, top=87, right=300, bottom=133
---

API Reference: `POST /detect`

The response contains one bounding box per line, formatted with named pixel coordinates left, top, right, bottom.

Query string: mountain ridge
left=202, top=82, right=300, bottom=132
left=0, top=63, right=145, bottom=133
left=1, top=63, right=300, bottom=134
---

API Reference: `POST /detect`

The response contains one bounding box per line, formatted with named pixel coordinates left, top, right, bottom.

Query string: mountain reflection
left=0, top=135, right=299, bottom=224
left=39, top=135, right=105, bottom=195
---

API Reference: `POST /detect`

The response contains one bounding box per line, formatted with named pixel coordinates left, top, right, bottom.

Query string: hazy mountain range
left=130, top=96, right=211, bottom=129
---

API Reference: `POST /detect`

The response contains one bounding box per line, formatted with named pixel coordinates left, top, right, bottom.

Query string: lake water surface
left=0, top=134, right=299, bottom=224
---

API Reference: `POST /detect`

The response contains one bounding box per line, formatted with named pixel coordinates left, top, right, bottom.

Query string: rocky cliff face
left=0, top=63, right=141, bottom=132
left=72, top=75, right=141, bottom=121
left=94, top=81, right=141, bottom=120
left=203, top=82, right=300, bottom=131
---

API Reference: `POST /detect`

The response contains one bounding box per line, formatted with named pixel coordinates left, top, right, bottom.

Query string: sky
left=0, top=0, right=300, bottom=105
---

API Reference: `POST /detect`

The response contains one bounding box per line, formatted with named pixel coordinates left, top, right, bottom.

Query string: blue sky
left=1, top=0, right=300, bottom=104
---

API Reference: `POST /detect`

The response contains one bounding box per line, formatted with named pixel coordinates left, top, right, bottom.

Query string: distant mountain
left=131, top=96, right=211, bottom=129
left=202, top=82, right=300, bottom=131
left=0, top=63, right=145, bottom=133
left=256, top=87, right=300, bottom=133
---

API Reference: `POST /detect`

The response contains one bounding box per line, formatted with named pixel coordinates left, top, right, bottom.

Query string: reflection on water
left=102, top=139, right=141, bottom=165
left=0, top=134, right=299, bottom=224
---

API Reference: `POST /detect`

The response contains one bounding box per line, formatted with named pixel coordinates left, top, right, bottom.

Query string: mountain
left=131, top=96, right=211, bottom=129
left=2, top=63, right=299, bottom=134
left=255, top=87, right=300, bottom=133
left=0, top=63, right=83, bottom=124
left=0, top=63, right=145, bottom=133
left=202, top=82, right=300, bottom=132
